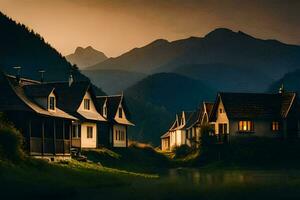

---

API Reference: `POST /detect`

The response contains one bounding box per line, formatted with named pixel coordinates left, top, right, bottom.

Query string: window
left=87, top=126, right=93, bottom=138
left=115, top=129, right=126, bottom=141
left=238, top=121, right=254, bottom=132
left=103, top=105, right=107, bottom=117
left=272, top=121, right=280, bottom=131
left=49, top=96, right=55, bottom=110
left=84, top=99, right=90, bottom=110
left=118, top=107, right=123, bottom=118
left=219, top=108, right=223, bottom=113
left=72, top=124, right=81, bottom=138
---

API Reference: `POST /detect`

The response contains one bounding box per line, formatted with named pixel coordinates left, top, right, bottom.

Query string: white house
left=45, top=81, right=106, bottom=149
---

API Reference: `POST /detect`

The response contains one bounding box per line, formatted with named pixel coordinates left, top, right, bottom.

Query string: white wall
left=215, top=99, right=229, bottom=134
left=80, top=122, right=97, bottom=148
left=78, top=92, right=98, bottom=113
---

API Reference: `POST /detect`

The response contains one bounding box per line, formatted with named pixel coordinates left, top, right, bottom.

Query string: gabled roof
left=210, top=92, right=297, bottom=121
left=96, top=94, right=134, bottom=126
left=24, top=84, right=55, bottom=98
left=44, top=81, right=105, bottom=122
left=161, top=132, right=170, bottom=139
left=0, top=72, right=77, bottom=120
left=204, top=102, right=214, bottom=117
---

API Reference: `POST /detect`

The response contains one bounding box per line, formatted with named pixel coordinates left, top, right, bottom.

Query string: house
left=96, top=94, right=134, bottom=148
left=161, top=109, right=204, bottom=151
left=44, top=80, right=106, bottom=149
left=209, top=91, right=300, bottom=142
left=0, top=71, right=77, bottom=160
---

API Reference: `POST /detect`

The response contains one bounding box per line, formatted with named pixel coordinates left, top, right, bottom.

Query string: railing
left=29, top=137, right=71, bottom=155
left=72, top=138, right=81, bottom=148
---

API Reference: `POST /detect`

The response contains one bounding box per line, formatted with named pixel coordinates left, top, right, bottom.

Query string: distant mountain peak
left=204, top=28, right=236, bottom=38
left=66, top=46, right=108, bottom=69
left=146, top=39, right=169, bottom=47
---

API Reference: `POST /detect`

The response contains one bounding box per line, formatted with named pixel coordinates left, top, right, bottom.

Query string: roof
left=161, top=132, right=170, bottom=139
left=96, top=95, right=134, bottom=126
left=0, top=72, right=77, bottom=120
left=24, top=84, right=55, bottom=98
left=204, top=102, right=214, bottom=117
left=210, top=92, right=297, bottom=121
left=44, top=81, right=91, bottom=112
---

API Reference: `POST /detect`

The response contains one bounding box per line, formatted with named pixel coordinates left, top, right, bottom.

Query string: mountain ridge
left=66, top=46, right=107, bottom=69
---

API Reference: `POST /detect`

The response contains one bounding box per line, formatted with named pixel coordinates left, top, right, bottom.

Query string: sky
left=0, top=0, right=299, bottom=57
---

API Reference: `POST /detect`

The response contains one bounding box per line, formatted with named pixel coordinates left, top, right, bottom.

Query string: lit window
left=118, top=107, right=123, bottom=118
left=84, top=99, right=90, bottom=110
left=49, top=97, right=55, bottom=110
left=272, top=121, right=280, bottom=131
left=87, top=126, right=93, bottom=138
left=238, top=121, right=254, bottom=132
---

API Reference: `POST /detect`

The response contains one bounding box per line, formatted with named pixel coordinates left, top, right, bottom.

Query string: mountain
left=86, top=28, right=300, bottom=92
left=173, top=63, right=274, bottom=92
left=82, top=69, right=146, bottom=94
left=125, top=73, right=216, bottom=144
left=0, top=12, right=105, bottom=95
left=66, top=46, right=107, bottom=69
left=268, top=69, right=300, bottom=93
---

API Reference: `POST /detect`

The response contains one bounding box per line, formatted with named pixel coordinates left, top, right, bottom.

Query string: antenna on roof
left=68, top=70, right=74, bottom=87
left=279, top=83, right=284, bottom=94
left=38, top=69, right=46, bottom=83
left=13, top=66, right=21, bottom=83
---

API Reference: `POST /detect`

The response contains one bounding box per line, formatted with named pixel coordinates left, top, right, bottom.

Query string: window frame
left=271, top=121, right=280, bottom=131
left=87, top=126, right=93, bottom=138
left=118, top=107, right=123, bottom=118
left=49, top=96, right=56, bottom=111
left=238, top=121, right=254, bottom=133
left=84, top=99, right=90, bottom=110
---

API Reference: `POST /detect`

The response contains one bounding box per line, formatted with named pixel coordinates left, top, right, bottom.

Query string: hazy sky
left=0, top=0, right=299, bottom=57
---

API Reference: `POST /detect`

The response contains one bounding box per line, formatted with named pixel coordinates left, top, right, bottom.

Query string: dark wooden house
left=0, top=71, right=77, bottom=160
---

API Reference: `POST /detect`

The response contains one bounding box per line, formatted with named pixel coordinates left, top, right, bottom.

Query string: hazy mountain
left=125, top=73, right=216, bottom=144
left=268, top=69, right=300, bottom=93
left=0, top=12, right=105, bottom=95
left=66, top=46, right=107, bottom=69
left=173, top=63, right=274, bottom=92
left=82, top=69, right=146, bottom=94
left=87, top=28, right=300, bottom=92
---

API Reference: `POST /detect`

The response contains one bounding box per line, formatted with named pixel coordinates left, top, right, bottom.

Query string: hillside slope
left=125, top=73, right=216, bottom=144
left=0, top=12, right=87, bottom=83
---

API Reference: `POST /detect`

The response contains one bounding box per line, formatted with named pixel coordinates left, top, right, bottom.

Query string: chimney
left=38, top=70, right=46, bottom=83
left=13, top=66, right=21, bottom=83
left=68, top=73, right=74, bottom=87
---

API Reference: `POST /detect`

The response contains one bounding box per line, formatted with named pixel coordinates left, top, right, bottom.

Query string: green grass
left=82, top=145, right=170, bottom=173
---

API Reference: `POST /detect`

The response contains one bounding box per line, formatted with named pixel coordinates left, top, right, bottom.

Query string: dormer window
left=103, top=105, right=107, bottom=117
left=49, top=96, right=56, bottom=111
left=118, top=107, right=123, bottom=118
left=84, top=99, right=90, bottom=110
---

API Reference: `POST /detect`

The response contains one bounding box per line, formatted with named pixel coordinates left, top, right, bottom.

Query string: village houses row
left=0, top=71, right=134, bottom=160
left=161, top=89, right=300, bottom=151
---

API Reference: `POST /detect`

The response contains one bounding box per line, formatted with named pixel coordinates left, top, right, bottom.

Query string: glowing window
left=238, top=121, right=254, bottom=132
left=272, top=121, right=280, bottom=131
